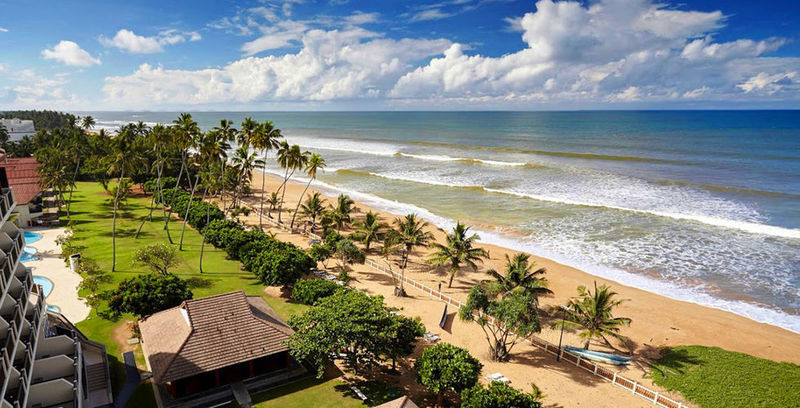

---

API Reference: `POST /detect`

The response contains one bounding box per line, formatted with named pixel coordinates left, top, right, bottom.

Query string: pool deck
left=23, top=226, right=90, bottom=323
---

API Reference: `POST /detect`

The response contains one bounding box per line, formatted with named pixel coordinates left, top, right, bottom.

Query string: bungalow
left=139, top=291, right=309, bottom=408
left=0, top=119, right=35, bottom=141
left=0, top=157, right=44, bottom=226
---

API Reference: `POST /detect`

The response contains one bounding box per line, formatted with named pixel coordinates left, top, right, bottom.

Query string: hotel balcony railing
left=0, top=189, right=14, bottom=223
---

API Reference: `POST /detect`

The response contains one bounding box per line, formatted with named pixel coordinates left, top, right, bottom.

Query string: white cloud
left=344, top=12, right=379, bottom=25
left=41, top=40, right=101, bottom=67
left=102, top=0, right=800, bottom=108
left=103, top=28, right=450, bottom=107
left=410, top=9, right=454, bottom=22
left=99, top=29, right=201, bottom=53
left=4, top=69, right=85, bottom=109
left=0, top=27, right=8, bottom=33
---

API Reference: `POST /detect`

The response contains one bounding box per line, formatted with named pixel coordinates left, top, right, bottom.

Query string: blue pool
left=33, top=276, right=53, bottom=297
left=24, top=231, right=42, bottom=244
left=46, top=305, right=60, bottom=313
left=21, top=247, right=38, bottom=262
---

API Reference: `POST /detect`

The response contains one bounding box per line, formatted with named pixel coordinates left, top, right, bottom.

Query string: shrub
left=108, top=273, right=193, bottom=317
left=132, top=243, right=180, bottom=274
left=415, top=343, right=482, bottom=405
left=203, top=219, right=244, bottom=248
left=143, top=177, right=177, bottom=193
left=251, top=246, right=315, bottom=287
left=291, top=279, right=343, bottom=305
left=461, top=382, right=542, bottom=408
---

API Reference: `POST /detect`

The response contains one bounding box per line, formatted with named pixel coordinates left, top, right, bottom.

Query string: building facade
left=0, top=120, right=35, bottom=142
left=0, top=167, right=112, bottom=408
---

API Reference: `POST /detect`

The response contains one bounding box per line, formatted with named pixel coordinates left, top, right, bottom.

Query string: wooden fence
left=363, top=257, right=687, bottom=408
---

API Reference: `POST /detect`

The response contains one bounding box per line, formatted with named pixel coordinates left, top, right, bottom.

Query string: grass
left=650, top=345, right=800, bottom=408
left=66, top=182, right=312, bottom=407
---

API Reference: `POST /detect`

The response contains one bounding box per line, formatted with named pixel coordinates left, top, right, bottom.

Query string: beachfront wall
left=363, top=257, right=688, bottom=408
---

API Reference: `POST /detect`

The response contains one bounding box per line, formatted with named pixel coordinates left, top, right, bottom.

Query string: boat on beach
left=564, top=345, right=632, bottom=365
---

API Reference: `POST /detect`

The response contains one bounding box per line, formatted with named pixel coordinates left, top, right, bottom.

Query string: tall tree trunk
left=448, top=268, right=457, bottom=288
left=220, top=157, right=228, bottom=215
left=65, top=158, right=80, bottom=221
left=164, top=154, right=186, bottom=243
left=135, top=161, right=162, bottom=239
left=199, top=187, right=209, bottom=273
left=290, top=177, right=312, bottom=230
left=112, top=159, right=125, bottom=272
left=156, top=162, right=173, bottom=243
left=276, top=167, right=291, bottom=223
left=179, top=172, right=200, bottom=250
left=259, top=149, right=267, bottom=230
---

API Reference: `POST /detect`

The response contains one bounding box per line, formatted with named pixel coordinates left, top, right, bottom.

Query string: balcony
left=0, top=189, right=15, bottom=223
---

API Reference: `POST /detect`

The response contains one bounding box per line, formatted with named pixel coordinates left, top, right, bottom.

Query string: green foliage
left=0, top=109, right=76, bottom=129
left=287, top=290, right=419, bottom=378
left=414, top=342, right=482, bottom=403
left=460, top=285, right=541, bottom=361
left=427, top=221, right=489, bottom=288
left=143, top=177, right=177, bottom=193
left=291, top=279, right=343, bottom=305
left=334, top=238, right=365, bottom=271
left=108, top=273, right=193, bottom=317
left=460, top=382, right=541, bottom=408
left=651, top=345, right=800, bottom=408
left=381, top=314, right=425, bottom=370
left=161, top=187, right=225, bottom=231
left=250, top=246, right=316, bottom=287
left=551, top=281, right=631, bottom=350
left=308, top=243, right=332, bottom=266
left=202, top=219, right=244, bottom=248
left=132, top=243, right=181, bottom=274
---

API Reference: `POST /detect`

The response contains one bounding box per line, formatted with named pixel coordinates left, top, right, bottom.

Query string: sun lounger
left=485, top=372, right=510, bottom=383
left=350, top=386, right=368, bottom=401
left=423, top=332, right=440, bottom=343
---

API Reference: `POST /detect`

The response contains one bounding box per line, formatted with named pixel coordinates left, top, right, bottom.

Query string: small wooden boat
left=564, top=346, right=632, bottom=365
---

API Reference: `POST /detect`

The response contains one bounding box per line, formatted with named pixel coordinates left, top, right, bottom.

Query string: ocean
left=80, top=111, right=800, bottom=333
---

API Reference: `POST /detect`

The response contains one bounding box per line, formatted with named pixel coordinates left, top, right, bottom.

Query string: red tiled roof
left=139, top=291, right=294, bottom=384
left=0, top=157, right=41, bottom=204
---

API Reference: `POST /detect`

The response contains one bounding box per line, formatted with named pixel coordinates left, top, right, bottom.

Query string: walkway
left=114, top=351, right=141, bottom=408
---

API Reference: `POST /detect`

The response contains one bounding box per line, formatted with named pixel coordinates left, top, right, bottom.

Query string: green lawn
left=650, top=345, right=800, bottom=408
left=66, top=182, right=312, bottom=407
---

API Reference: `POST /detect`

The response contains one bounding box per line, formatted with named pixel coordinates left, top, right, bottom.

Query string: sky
left=0, top=0, right=798, bottom=110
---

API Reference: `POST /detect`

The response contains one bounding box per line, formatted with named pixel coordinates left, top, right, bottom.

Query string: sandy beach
left=234, top=171, right=800, bottom=407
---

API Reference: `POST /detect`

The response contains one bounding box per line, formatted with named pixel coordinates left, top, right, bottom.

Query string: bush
left=461, top=382, right=541, bottom=408
left=143, top=177, right=177, bottom=193
left=291, top=279, right=343, bottom=305
left=251, top=246, right=315, bottom=287
left=132, top=243, right=180, bottom=274
left=415, top=343, right=482, bottom=405
left=203, top=219, right=244, bottom=248
left=108, top=273, right=193, bottom=317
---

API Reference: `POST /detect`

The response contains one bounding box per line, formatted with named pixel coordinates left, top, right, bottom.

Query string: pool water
left=46, top=305, right=60, bottom=313
left=33, top=276, right=53, bottom=297
left=23, top=231, right=42, bottom=244
left=21, top=247, right=38, bottom=262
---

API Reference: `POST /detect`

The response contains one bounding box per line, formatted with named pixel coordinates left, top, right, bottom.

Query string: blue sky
left=0, top=0, right=798, bottom=110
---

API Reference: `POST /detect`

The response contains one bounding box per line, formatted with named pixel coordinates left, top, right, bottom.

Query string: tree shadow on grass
left=650, top=347, right=702, bottom=379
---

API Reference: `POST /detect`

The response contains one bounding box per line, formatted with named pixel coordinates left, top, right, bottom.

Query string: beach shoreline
left=241, top=170, right=800, bottom=365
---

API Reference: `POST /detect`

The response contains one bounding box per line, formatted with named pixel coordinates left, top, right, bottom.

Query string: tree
left=461, top=382, right=541, bottom=408
left=334, top=238, right=365, bottom=271
left=266, top=191, right=280, bottom=218
left=166, top=113, right=199, bottom=241
left=0, top=123, right=7, bottom=144
left=551, top=282, right=632, bottom=350
left=250, top=244, right=315, bottom=287
left=291, top=153, right=324, bottom=229
left=80, top=115, right=96, bottom=131
left=252, top=121, right=283, bottom=229
left=460, top=286, right=541, bottom=361
left=385, top=214, right=433, bottom=296
left=291, top=278, right=342, bottom=305
left=415, top=343, right=482, bottom=407
left=230, top=146, right=264, bottom=207
left=352, top=211, right=387, bottom=251
left=382, top=315, right=425, bottom=372
left=212, top=119, right=237, bottom=213
left=309, top=243, right=332, bottom=268
left=485, top=253, right=551, bottom=304
left=276, top=143, right=308, bottom=223
left=108, top=124, right=144, bottom=272
left=132, top=243, right=180, bottom=275
left=108, top=273, right=193, bottom=317
left=286, top=289, right=392, bottom=377
left=428, top=222, right=489, bottom=288
left=329, top=194, right=357, bottom=232
left=300, top=192, right=325, bottom=231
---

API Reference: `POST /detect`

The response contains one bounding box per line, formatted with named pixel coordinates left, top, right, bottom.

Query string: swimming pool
left=33, top=275, right=53, bottom=297
left=21, top=247, right=38, bottom=262
left=46, top=305, right=60, bottom=313
left=24, top=231, right=42, bottom=244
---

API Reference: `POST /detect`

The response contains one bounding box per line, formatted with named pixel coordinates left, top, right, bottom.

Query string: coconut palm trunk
left=65, top=158, right=80, bottom=220
left=164, top=155, right=186, bottom=243
left=199, top=187, right=210, bottom=273
left=258, top=148, right=268, bottom=229
left=290, top=177, right=312, bottom=230
left=276, top=167, right=292, bottom=223
left=111, top=158, right=125, bottom=272
left=179, top=171, right=200, bottom=250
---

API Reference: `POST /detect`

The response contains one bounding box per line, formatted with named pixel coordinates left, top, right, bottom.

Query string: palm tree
left=63, top=127, right=90, bottom=220
left=290, top=153, right=323, bottom=230
left=252, top=121, right=282, bottom=230
left=231, top=146, right=264, bottom=208
left=352, top=211, right=387, bottom=250
left=299, top=192, right=324, bottom=231
left=275, top=143, right=307, bottom=223
left=109, top=124, right=143, bottom=272
left=166, top=113, right=199, bottom=237
left=386, top=214, right=433, bottom=296
left=213, top=119, right=237, bottom=213
left=428, top=222, right=489, bottom=288
left=266, top=191, right=280, bottom=218
left=552, top=282, right=632, bottom=350
left=329, top=194, right=356, bottom=232
left=485, top=253, right=552, bottom=303
left=80, top=115, right=96, bottom=131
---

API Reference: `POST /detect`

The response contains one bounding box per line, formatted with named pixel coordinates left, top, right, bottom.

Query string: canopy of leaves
left=132, top=243, right=181, bottom=275
left=461, top=382, right=541, bottom=408
left=291, top=278, right=342, bottom=305
left=415, top=342, right=482, bottom=399
left=108, top=273, right=193, bottom=317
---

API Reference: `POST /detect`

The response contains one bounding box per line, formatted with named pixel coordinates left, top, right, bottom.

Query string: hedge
left=291, top=279, right=343, bottom=305
left=156, top=181, right=315, bottom=287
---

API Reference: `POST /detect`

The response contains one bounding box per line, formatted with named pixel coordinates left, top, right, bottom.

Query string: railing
left=362, top=257, right=687, bottom=408
left=0, top=189, right=13, bottom=222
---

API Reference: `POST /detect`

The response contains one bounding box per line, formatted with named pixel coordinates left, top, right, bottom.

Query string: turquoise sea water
left=83, top=111, right=800, bottom=332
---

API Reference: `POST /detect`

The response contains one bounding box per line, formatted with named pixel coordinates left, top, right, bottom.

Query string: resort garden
left=21, top=110, right=798, bottom=408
